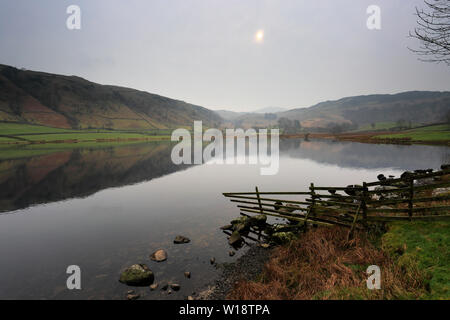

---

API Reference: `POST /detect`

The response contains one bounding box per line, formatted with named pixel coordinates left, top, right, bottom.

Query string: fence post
left=408, top=178, right=414, bottom=221
left=310, top=183, right=316, bottom=216
left=362, top=182, right=368, bottom=227
left=302, top=183, right=315, bottom=230
left=255, top=186, right=263, bottom=215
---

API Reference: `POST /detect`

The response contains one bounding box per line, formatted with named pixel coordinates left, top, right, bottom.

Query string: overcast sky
left=0, top=0, right=449, bottom=111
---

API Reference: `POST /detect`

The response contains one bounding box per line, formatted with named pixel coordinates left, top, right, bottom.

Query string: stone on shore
left=270, top=232, right=296, bottom=244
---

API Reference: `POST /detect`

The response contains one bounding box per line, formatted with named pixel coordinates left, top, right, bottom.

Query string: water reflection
left=0, top=142, right=189, bottom=213
left=0, top=139, right=448, bottom=300
left=280, top=139, right=450, bottom=170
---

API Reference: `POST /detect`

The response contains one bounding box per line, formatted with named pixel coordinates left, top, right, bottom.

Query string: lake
left=0, top=139, right=448, bottom=299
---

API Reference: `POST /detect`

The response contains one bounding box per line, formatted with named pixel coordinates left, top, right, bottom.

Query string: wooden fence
left=223, top=168, right=450, bottom=240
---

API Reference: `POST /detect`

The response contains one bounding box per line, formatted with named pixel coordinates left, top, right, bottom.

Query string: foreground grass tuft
left=228, top=223, right=448, bottom=300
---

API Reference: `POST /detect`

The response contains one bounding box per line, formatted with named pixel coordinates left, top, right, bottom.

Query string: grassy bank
left=0, top=122, right=171, bottom=145
left=283, top=124, right=450, bottom=146
left=375, top=124, right=450, bottom=143
left=228, top=221, right=449, bottom=300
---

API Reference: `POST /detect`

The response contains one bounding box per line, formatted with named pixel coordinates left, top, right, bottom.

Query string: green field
left=375, top=124, right=450, bottom=142
left=0, top=122, right=172, bottom=145
left=354, top=122, right=405, bottom=132
left=382, top=220, right=450, bottom=299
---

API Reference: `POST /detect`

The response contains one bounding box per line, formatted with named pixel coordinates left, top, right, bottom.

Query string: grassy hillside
left=0, top=64, right=222, bottom=130
left=282, top=91, right=450, bottom=129
left=222, top=91, right=450, bottom=130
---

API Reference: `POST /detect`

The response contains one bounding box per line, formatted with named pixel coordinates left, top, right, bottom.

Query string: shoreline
left=195, top=244, right=273, bottom=300
left=281, top=132, right=450, bottom=146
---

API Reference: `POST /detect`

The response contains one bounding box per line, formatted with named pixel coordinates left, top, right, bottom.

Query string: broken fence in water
left=223, top=168, right=450, bottom=240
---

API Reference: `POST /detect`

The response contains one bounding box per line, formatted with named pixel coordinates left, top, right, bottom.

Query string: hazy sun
left=255, top=30, right=264, bottom=43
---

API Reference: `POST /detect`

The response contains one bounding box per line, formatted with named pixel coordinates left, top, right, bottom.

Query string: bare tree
left=409, top=0, right=450, bottom=65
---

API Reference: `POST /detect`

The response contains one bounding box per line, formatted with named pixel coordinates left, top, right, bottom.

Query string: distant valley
left=0, top=64, right=448, bottom=132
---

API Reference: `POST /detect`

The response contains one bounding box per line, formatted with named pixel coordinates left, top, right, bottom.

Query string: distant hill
left=225, top=91, right=450, bottom=129
left=253, top=106, right=287, bottom=113
left=0, top=65, right=222, bottom=130
left=214, top=109, right=248, bottom=121
left=282, top=91, right=450, bottom=128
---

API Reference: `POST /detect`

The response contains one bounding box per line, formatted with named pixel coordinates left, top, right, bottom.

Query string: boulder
left=374, top=186, right=401, bottom=200
left=174, top=235, right=190, bottom=244
left=282, top=204, right=300, bottom=213
left=249, top=214, right=267, bottom=227
left=228, top=231, right=243, bottom=246
left=150, top=249, right=168, bottom=262
left=270, top=232, right=296, bottom=244
left=234, top=223, right=249, bottom=234
left=400, top=171, right=414, bottom=180
left=231, top=216, right=250, bottom=225
left=119, top=264, right=154, bottom=286
left=273, top=201, right=283, bottom=211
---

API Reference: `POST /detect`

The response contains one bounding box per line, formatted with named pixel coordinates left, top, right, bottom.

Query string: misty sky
left=0, top=0, right=449, bottom=111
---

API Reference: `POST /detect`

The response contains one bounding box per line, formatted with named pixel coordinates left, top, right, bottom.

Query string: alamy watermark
left=366, top=265, right=381, bottom=290
left=171, top=121, right=280, bottom=175
left=66, top=5, right=81, bottom=30
left=66, top=265, right=81, bottom=290
left=367, top=5, right=381, bottom=30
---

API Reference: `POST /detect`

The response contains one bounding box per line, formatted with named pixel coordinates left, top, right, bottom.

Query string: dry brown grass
left=228, top=227, right=427, bottom=300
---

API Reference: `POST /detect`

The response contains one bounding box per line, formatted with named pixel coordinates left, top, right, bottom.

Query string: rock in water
left=273, top=201, right=283, bottom=211
left=119, top=264, right=154, bottom=286
left=220, top=224, right=233, bottom=231
left=249, top=214, right=267, bottom=226
left=174, top=235, right=190, bottom=244
left=229, top=250, right=235, bottom=257
left=150, top=283, right=158, bottom=290
left=184, top=271, right=191, bottom=279
left=126, top=293, right=140, bottom=300
left=170, top=283, right=181, bottom=291
left=150, top=249, right=168, bottom=262
left=228, top=231, right=243, bottom=246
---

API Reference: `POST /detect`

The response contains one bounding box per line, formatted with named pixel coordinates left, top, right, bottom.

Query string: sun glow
left=255, top=30, right=264, bottom=43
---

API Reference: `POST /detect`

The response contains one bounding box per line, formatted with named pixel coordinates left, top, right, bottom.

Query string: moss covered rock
left=249, top=214, right=267, bottom=227
left=119, top=264, right=154, bottom=286
left=270, top=232, right=297, bottom=244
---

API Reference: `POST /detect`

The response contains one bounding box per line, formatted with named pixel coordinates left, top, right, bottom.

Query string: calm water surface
left=0, top=139, right=448, bottom=299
